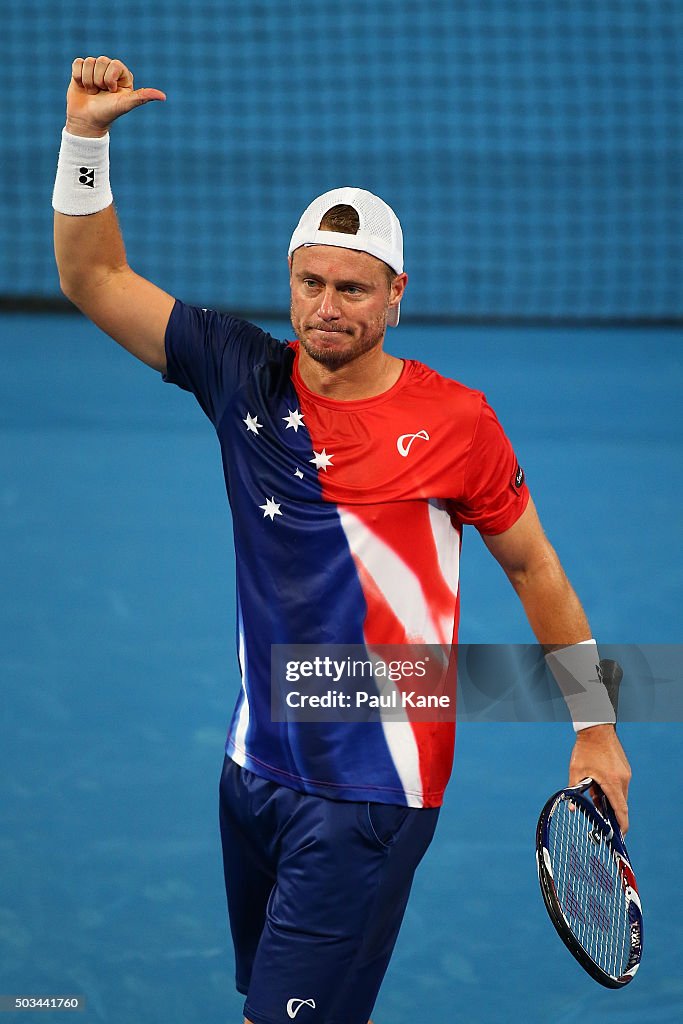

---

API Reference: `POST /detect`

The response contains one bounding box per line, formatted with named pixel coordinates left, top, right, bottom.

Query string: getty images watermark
left=279, top=649, right=452, bottom=718
left=271, top=644, right=683, bottom=723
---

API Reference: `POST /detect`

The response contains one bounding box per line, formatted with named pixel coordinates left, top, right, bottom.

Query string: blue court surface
left=1, top=312, right=681, bottom=1023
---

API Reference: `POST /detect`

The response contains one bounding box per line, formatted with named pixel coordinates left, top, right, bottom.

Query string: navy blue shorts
left=218, top=757, right=439, bottom=1024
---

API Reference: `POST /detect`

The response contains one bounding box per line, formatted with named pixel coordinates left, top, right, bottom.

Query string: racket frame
left=536, top=778, right=643, bottom=988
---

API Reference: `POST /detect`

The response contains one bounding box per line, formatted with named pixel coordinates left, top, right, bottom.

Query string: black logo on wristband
left=78, top=167, right=95, bottom=188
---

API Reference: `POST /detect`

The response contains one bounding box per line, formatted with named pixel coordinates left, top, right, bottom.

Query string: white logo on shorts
left=287, top=997, right=316, bottom=1019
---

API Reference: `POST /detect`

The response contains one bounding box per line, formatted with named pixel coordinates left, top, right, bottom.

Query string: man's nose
left=317, top=286, right=341, bottom=320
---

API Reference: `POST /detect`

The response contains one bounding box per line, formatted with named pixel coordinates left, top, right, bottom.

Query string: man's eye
left=344, top=286, right=361, bottom=295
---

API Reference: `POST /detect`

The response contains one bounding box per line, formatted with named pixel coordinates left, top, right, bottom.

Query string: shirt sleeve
left=454, top=397, right=530, bottom=535
left=162, top=299, right=284, bottom=425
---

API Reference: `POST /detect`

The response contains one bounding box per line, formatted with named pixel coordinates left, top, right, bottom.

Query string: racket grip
left=599, top=659, right=623, bottom=719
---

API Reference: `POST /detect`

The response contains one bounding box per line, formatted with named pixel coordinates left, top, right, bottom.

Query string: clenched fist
left=66, top=56, right=166, bottom=138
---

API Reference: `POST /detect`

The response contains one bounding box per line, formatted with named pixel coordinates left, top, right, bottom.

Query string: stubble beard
left=291, top=305, right=388, bottom=370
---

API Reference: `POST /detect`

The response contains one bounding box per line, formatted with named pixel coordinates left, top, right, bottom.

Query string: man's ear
left=391, top=272, right=408, bottom=302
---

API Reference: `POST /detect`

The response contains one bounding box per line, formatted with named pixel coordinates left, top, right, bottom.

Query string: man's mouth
left=308, top=326, right=349, bottom=335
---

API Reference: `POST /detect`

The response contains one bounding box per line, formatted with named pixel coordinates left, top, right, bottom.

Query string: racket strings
left=549, top=799, right=630, bottom=979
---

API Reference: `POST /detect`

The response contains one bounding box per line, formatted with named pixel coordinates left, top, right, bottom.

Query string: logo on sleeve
left=512, top=465, right=525, bottom=492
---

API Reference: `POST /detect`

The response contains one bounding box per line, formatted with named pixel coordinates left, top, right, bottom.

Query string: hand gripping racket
left=536, top=778, right=643, bottom=987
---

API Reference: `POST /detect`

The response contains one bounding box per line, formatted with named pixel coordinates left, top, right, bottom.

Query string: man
left=53, top=57, right=631, bottom=1024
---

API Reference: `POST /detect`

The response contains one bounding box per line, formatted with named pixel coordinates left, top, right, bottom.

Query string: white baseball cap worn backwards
left=288, top=187, right=404, bottom=327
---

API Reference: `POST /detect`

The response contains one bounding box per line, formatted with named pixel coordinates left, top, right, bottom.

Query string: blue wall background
left=1, top=0, right=681, bottom=320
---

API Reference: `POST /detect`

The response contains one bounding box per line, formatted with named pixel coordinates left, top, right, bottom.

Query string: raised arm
left=53, top=56, right=174, bottom=372
left=482, top=497, right=632, bottom=831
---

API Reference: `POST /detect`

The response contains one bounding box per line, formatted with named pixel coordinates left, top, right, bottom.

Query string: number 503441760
left=0, top=996, right=85, bottom=1012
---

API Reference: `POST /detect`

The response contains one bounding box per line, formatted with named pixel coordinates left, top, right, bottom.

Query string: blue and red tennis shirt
left=163, top=300, right=529, bottom=807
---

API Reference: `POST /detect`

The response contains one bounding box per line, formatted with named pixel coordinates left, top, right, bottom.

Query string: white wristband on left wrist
left=545, top=639, right=616, bottom=732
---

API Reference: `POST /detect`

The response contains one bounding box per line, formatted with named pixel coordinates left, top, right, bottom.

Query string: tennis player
left=53, top=58, right=632, bottom=1024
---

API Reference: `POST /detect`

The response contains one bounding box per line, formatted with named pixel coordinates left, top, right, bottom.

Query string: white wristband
left=52, top=128, right=113, bottom=216
left=545, top=639, right=616, bottom=732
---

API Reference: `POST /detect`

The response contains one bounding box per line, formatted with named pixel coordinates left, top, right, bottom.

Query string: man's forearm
left=509, top=551, right=619, bottom=729
left=54, top=202, right=128, bottom=300
left=507, top=547, right=591, bottom=649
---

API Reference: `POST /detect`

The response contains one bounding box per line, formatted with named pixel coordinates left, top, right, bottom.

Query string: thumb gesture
left=66, top=57, right=166, bottom=137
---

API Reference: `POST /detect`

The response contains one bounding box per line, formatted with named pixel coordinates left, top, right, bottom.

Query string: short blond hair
left=318, top=204, right=396, bottom=289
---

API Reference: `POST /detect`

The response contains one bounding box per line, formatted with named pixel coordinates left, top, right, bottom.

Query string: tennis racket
left=536, top=777, right=643, bottom=987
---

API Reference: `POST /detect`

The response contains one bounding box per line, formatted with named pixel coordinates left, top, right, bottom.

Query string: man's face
left=289, top=246, right=404, bottom=370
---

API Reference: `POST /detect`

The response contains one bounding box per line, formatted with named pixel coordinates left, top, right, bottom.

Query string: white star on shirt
left=283, top=408, right=305, bottom=432
left=243, top=412, right=263, bottom=435
left=294, top=468, right=304, bottom=479
left=259, top=497, right=282, bottom=521
left=310, top=448, right=334, bottom=472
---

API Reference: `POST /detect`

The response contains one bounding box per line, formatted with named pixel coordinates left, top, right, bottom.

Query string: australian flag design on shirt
left=163, top=300, right=529, bottom=807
